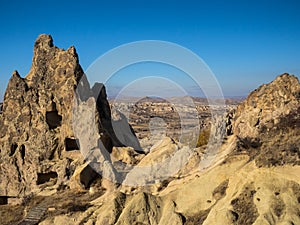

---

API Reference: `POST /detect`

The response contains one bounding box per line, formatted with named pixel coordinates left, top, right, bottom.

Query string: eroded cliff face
left=84, top=74, right=298, bottom=225
left=0, top=34, right=300, bottom=225
left=233, top=73, right=300, bottom=139
left=85, top=74, right=300, bottom=225
left=233, top=74, right=300, bottom=167
left=0, top=34, right=85, bottom=198
left=0, top=34, right=140, bottom=200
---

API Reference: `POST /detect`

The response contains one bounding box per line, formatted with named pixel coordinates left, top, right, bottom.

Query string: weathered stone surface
left=92, top=83, right=142, bottom=153
left=0, top=34, right=141, bottom=199
left=232, top=73, right=300, bottom=167
left=122, top=137, right=191, bottom=190
left=0, top=34, right=85, bottom=197
left=1, top=35, right=300, bottom=225
left=233, top=73, right=300, bottom=140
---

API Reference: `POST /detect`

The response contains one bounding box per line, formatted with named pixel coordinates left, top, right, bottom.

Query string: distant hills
left=109, top=95, right=245, bottom=105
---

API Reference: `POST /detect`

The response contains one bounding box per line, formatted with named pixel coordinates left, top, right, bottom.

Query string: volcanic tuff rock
left=233, top=73, right=300, bottom=140
left=85, top=74, right=299, bottom=225
left=1, top=34, right=300, bottom=225
left=233, top=74, right=300, bottom=167
left=0, top=34, right=140, bottom=200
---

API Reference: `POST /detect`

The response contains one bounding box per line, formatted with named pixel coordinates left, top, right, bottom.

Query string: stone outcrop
left=233, top=73, right=300, bottom=140
left=0, top=34, right=141, bottom=200
left=1, top=34, right=300, bottom=225
left=0, top=34, right=84, bottom=198
left=233, top=73, right=300, bottom=167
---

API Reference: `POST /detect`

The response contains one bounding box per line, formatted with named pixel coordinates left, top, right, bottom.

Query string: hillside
left=0, top=35, right=299, bottom=225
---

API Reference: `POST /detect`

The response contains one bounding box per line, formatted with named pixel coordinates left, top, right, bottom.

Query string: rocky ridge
left=0, top=35, right=299, bottom=225
left=233, top=74, right=300, bottom=167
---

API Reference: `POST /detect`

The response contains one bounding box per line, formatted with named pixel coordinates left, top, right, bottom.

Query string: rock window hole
left=37, top=172, right=58, bottom=185
left=46, top=103, right=62, bottom=129
left=80, top=165, right=101, bottom=189
left=0, top=196, right=8, bottom=205
left=65, top=138, right=80, bottom=151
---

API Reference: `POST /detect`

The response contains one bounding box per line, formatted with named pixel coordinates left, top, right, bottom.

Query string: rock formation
left=233, top=74, right=300, bottom=167
left=0, top=33, right=85, bottom=199
left=234, top=73, right=300, bottom=140
left=0, top=34, right=141, bottom=202
left=0, top=34, right=299, bottom=225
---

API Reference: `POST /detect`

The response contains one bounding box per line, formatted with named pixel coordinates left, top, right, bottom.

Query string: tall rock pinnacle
left=0, top=34, right=141, bottom=200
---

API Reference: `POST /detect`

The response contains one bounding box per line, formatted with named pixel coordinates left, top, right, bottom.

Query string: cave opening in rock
left=9, top=143, right=18, bottom=156
left=80, top=165, right=101, bottom=189
left=46, top=110, right=62, bottom=129
left=0, top=196, right=8, bottom=205
left=37, top=172, right=58, bottom=185
left=65, top=138, right=80, bottom=151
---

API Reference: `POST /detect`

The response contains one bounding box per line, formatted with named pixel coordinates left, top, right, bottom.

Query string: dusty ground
left=0, top=187, right=104, bottom=225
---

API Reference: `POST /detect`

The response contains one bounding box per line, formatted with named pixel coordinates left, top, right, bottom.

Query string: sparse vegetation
left=0, top=204, right=25, bottom=225
left=231, top=184, right=258, bottom=225
left=196, top=129, right=210, bottom=147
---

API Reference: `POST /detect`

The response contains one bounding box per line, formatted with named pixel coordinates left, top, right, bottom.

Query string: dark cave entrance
left=80, top=165, right=101, bottom=189
left=46, top=110, right=62, bottom=129
left=37, top=172, right=58, bottom=185
left=0, top=196, right=8, bottom=205
left=65, top=138, right=80, bottom=151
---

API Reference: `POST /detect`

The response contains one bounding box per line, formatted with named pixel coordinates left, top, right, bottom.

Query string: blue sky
left=0, top=0, right=300, bottom=99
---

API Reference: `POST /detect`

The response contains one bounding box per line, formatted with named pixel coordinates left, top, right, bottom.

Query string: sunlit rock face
left=0, top=34, right=140, bottom=199
left=1, top=34, right=300, bottom=225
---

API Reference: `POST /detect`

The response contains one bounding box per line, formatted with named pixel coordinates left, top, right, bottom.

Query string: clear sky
left=0, top=0, right=300, bottom=100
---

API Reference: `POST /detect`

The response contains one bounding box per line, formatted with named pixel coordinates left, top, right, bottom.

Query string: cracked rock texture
left=0, top=34, right=140, bottom=199
left=0, top=35, right=300, bottom=225
left=233, top=73, right=300, bottom=140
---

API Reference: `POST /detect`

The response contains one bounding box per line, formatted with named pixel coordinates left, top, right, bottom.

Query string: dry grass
left=0, top=204, right=25, bottom=225
left=0, top=187, right=104, bottom=225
